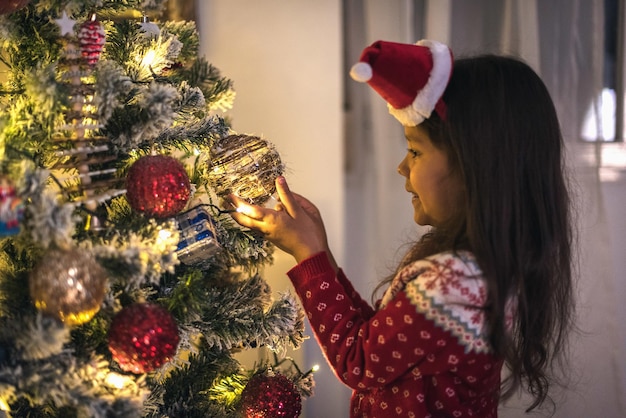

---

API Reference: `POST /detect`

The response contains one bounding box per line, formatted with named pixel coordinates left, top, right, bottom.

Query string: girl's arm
left=288, top=252, right=492, bottom=389
left=293, top=252, right=376, bottom=319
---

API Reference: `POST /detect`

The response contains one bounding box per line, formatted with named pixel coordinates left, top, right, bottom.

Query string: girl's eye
left=407, top=148, right=420, bottom=158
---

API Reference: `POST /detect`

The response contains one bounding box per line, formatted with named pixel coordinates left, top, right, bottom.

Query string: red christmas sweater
left=287, top=250, right=504, bottom=418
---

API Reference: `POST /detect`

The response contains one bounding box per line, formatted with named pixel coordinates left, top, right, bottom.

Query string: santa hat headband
left=350, top=39, right=453, bottom=126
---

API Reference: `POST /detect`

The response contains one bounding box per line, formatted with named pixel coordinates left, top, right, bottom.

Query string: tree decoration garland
left=29, top=246, right=108, bottom=326
left=208, top=134, right=284, bottom=205
left=108, top=303, right=180, bottom=374
left=238, top=370, right=302, bottom=418
left=125, top=154, right=191, bottom=218
left=53, top=12, right=124, bottom=229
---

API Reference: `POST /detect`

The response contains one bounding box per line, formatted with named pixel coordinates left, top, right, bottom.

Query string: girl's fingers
left=274, top=176, right=298, bottom=218
left=228, top=194, right=264, bottom=221
left=292, top=193, right=318, bottom=214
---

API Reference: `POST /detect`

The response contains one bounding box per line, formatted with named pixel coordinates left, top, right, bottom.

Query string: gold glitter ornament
left=208, top=134, right=284, bottom=205
left=29, top=247, right=108, bottom=326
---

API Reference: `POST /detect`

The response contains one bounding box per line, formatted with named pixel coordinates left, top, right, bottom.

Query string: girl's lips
left=405, top=187, right=419, bottom=201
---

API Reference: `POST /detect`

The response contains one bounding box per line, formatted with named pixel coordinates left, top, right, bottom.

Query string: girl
left=229, top=40, right=575, bottom=417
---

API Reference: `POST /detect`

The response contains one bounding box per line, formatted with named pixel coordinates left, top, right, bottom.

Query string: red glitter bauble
left=0, top=0, right=29, bottom=15
left=78, top=17, right=106, bottom=66
left=125, top=155, right=191, bottom=218
left=108, top=303, right=180, bottom=374
left=239, top=372, right=302, bottom=418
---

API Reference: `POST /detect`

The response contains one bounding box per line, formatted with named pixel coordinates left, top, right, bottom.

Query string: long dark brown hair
left=378, top=55, right=575, bottom=413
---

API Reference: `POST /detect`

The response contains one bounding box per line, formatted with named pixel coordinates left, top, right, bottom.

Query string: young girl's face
left=397, top=124, right=464, bottom=227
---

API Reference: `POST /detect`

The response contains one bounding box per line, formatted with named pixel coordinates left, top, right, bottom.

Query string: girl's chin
left=414, top=217, right=430, bottom=227
left=412, top=210, right=428, bottom=226
left=412, top=207, right=434, bottom=226
left=411, top=200, right=427, bottom=225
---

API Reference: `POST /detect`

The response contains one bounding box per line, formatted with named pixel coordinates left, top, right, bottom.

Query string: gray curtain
left=343, top=0, right=626, bottom=416
left=343, top=0, right=427, bottom=298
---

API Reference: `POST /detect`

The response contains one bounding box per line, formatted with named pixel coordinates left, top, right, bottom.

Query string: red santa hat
left=350, top=39, right=453, bottom=126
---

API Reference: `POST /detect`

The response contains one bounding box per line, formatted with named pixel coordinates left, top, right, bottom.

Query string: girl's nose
left=397, top=160, right=407, bottom=176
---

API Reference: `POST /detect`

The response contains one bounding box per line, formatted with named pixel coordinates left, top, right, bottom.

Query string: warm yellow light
left=154, top=227, right=178, bottom=255
left=141, top=49, right=157, bottom=70
left=59, top=307, right=100, bottom=326
left=105, top=372, right=128, bottom=389
left=312, top=364, right=320, bottom=372
left=158, top=228, right=172, bottom=241
left=0, top=397, right=9, bottom=411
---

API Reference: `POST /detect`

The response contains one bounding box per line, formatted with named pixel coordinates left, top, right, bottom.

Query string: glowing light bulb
left=141, top=49, right=157, bottom=70
left=105, top=372, right=128, bottom=389
left=155, top=228, right=176, bottom=252
left=158, top=228, right=172, bottom=241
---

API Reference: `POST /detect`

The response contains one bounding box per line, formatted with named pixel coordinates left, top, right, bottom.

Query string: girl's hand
left=228, top=176, right=333, bottom=265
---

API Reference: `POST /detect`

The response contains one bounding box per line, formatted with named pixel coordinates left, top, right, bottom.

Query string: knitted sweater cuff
left=287, top=251, right=334, bottom=282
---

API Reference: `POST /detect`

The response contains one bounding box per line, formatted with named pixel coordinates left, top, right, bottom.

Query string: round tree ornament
left=239, top=371, right=302, bottom=418
left=29, top=247, right=108, bottom=326
left=125, top=154, right=191, bottom=219
left=139, top=15, right=160, bottom=38
left=108, top=303, right=180, bottom=374
left=208, top=134, right=284, bottom=205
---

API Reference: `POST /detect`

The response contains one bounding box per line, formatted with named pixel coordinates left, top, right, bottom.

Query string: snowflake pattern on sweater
left=380, top=251, right=491, bottom=354
left=288, top=250, right=503, bottom=418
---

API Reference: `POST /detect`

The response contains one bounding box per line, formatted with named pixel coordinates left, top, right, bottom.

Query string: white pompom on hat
left=349, top=39, right=453, bottom=126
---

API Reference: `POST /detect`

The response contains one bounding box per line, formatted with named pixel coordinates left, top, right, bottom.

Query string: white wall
left=196, top=1, right=350, bottom=416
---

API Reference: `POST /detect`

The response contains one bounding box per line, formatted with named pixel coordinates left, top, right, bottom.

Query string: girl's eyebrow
left=404, top=133, right=426, bottom=144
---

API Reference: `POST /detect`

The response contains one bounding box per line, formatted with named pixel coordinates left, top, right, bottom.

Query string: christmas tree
left=0, top=1, right=313, bottom=417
